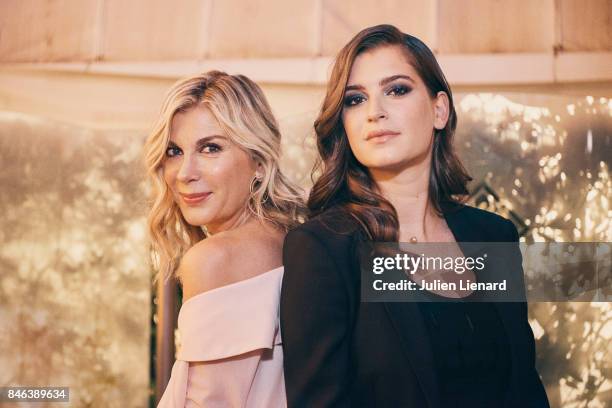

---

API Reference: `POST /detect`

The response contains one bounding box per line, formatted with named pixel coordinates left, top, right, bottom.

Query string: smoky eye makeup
left=343, top=79, right=413, bottom=107
left=343, top=92, right=367, bottom=107
left=385, top=82, right=412, bottom=97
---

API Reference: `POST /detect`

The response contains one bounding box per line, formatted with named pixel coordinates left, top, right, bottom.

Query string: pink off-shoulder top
left=157, top=267, right=286, bottom=407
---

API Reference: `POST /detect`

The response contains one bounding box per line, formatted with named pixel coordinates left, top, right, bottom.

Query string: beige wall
left=0, top=67, right=327, bottom=131
left=0, top=0, right=610, bottom=129
left=0, top=0, right=610, bottom=62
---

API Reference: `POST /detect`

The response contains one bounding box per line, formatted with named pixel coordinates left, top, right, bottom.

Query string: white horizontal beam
left=1, top=52, right=611, bottom=86
left=439, top=53, right=554, bottom=85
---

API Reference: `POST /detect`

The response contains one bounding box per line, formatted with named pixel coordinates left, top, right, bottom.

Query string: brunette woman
left=280, top=25, right=549, bottom=408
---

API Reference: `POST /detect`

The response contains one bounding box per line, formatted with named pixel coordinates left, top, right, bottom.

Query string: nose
left=176, top=153, right=200, bottom=183
left=367, top=96, right=387, bottom=122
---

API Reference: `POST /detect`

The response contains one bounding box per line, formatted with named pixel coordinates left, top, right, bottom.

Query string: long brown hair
left=308, top=24, right=471, bottom=241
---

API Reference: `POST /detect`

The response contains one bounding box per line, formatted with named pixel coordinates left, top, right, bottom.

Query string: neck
left=205, top=208, right=255, bottom=236
left=370, top=161, right=440, bottom=242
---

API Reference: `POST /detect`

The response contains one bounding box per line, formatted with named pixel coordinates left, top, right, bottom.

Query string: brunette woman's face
left=163, top=105, right=259, bottom=233
left=341, top=45, right=449, bottom=173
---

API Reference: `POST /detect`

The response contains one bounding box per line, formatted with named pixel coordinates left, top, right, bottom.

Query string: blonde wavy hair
left=144, top=70, right=305, bottom=281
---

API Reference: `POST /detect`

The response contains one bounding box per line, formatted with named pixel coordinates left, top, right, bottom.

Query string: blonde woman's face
left=341, top=45, right=448, bottom=173
left=163, top=105, right=258, bottom=233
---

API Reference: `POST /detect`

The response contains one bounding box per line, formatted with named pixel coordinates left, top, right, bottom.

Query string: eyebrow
left=168, top=135, right=227, bottom=149
left=345, top=74, right=414, bottom=92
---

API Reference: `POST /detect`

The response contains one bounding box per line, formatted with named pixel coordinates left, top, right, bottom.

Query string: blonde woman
left=144, top=71, right=303, bottom=407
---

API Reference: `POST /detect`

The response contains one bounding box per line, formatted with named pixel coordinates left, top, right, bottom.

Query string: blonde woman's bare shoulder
left=178, top=235, right=236, bottom=302
left=178, top=228, right=283, bottom=302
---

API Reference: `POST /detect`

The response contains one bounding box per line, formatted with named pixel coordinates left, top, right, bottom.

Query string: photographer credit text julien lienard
left=371, top=252, right=508, bottom=292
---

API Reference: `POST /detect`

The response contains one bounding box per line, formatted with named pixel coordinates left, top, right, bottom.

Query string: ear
left=433, top=91, right=450, bottom=130
left=254, top=161, right=264, bottom=180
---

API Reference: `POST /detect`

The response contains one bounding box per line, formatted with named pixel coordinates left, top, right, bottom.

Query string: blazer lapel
left=443, top=203, right=525, bottom=407
left=377, top=204, right=472, bottom=408
left=491, top=303, right=528, bottom=407
left=383, top=302, right=442, bottom=408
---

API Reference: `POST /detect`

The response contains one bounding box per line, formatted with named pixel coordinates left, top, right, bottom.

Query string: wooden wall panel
left=438, top=0, right=555, bottom=53
left=102, top=0, right=211, bottom=61
left=558, top=0, right=612, bottom=51
left=207, top=0, right=317, bottom=58
left=0, top=1, right=610, bottom=62
left=321, top=0, right=436, bottom=56
left=0, top=0, right=99, bottom=62
left=0, top=69, right=174, bottom=129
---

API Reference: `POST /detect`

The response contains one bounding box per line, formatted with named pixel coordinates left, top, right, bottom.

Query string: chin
left=361, top=153, right=410, bottom=169
left=180, top=210, right=214, bottom=228
left=364, top=147, right=431, bottom=171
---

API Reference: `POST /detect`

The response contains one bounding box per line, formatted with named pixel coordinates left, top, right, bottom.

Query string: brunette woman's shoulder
left=283, top=206, right=363, bottom=263
left=444, top=200, right=518, bottom=242
left=283, top=206, right=362, bottom=289
left=295, top=206, right=361, bottom=238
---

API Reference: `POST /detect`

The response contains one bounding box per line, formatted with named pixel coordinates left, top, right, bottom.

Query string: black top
left=418, top=299, right=511, bottom=407
left=280, top=202, right=550, bottom=408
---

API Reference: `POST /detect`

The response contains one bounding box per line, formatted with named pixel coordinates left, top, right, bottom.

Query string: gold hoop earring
left=250, top=176, right=262, bottom=194
left=250, top=176, right=269, bottom=205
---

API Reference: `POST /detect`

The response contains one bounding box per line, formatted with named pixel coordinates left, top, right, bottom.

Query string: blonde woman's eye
left=201, top=143, right=221, bottom=154
left=165, top=146, right=181, bottom=157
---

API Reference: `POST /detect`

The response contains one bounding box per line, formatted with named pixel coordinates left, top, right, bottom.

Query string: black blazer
left=280, top=202, right=549, bottom=408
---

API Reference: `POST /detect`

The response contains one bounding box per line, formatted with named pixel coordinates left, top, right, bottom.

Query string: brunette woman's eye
left=165, top=146, right=182, bottom=157
left=344, top=94, right=366, bottom=107
left=386, top=84, right=411, bottom=97
left=200, top=143, right=222, bottom=154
